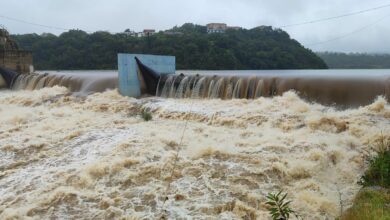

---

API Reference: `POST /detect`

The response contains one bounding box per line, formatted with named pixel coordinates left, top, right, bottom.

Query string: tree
left=12, top=24, right=328, bottom=70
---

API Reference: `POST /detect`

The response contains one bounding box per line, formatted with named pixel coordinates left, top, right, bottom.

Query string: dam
left=155, top=70, right=390, bottom=107
left=0, top=53, right=389, bottom=107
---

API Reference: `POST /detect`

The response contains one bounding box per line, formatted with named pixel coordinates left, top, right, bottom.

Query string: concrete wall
left=0, top=50, right=33, bottom=74
left=118, top=53, right=175, bottom=97
left=0, top=28, right=33, bottom=74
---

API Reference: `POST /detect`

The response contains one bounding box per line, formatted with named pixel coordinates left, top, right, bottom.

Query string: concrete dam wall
left=1, top=53, right=389, bottom=108
left=0, top=28, right=33, bottom=74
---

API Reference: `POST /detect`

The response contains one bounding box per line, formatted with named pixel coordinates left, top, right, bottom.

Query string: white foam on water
left=0, top=87, right=389, bottom=219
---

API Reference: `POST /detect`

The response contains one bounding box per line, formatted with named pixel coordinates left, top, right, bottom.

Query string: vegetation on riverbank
left=341, top=135, right=390, bottom=220
left=12, top=23, right=327, bottom=70
left=341, top=188, right=390, bottom=220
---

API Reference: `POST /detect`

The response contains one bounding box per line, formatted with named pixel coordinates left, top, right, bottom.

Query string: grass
left=359, top=135, right=390, bottom=188
left=341, top=135, right=390, bottom=220
left=340, top=188, right=390, bottom=220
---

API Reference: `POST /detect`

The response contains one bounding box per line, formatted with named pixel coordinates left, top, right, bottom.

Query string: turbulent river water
left=0, top=83, right=389, bottom=219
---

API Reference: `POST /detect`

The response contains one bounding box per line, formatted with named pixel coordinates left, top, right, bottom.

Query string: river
left=0, top=69, right=389, bottom=219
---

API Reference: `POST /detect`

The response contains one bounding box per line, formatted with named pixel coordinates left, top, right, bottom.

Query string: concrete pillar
left=118, top=53, right=175, bottom=97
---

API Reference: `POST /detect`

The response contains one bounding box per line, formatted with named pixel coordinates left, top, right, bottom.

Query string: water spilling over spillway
left=2, top=67, right=389, bottom=107
left=156, top=71, right=390, bottom=107
left=9, top=71, right=118, bottom=95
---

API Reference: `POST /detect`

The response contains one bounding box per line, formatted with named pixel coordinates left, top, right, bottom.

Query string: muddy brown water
left=8, top=69, right=390, bottom=107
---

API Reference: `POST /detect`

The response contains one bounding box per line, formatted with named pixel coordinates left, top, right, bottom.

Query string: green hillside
left=13, top=23, right=327, bottom=70
left=317, top=52, right=390, bottom=69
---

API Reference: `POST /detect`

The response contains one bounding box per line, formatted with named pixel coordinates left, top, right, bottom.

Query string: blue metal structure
left=118, top=53, right=175, bottom=97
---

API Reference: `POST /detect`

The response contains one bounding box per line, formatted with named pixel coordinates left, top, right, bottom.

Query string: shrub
left=359, top=135, right=390, bottom=188
left=141, top=110, right=152, bottom=121
left=266, top=190, right=300, bottom=220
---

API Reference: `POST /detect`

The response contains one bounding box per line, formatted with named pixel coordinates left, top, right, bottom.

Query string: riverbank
left=341, top=134, right=390, bottom=219
left=0, top=87, right=389, bottom=219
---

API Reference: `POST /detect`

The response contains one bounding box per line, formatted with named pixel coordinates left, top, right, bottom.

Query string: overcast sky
left=1, top=0, right=390, bottom=53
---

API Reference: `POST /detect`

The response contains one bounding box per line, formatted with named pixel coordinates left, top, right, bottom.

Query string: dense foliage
left=317, top=52, right=390, bottom=69
left=12, top=23, right=327, bottom=70
left=359, top=135, right=390, bottom=188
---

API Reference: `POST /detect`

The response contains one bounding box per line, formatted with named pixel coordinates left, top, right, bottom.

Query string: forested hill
left=317, top=52, right=390, bottom=69
left=13, top=23, right=327, bottom=70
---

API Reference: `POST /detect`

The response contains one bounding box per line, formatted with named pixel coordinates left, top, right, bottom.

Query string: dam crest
left=1, top=55, right=389, bottom=107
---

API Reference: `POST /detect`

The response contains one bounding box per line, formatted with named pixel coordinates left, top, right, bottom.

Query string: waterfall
left=242, top=78, right=249, bottom=99
left=155, top=74, right=275, bottom=100
left=59, top=76, right=71, bottom=88
left=5, top=70, right=388, bottom=107
left=247, top=77, right=257, bottom=99
left=225, top=82, right=234, bottom=99
left=191, top=77, right=207, bottom=98
left=175, top=76, right=190, bottom=98
left=210, top=78, right=225, bottom=99
left=47, top=75, right=64, bottom=88
left=155, top=75, right=167, bottom=96
left=232, top=79, right=243, bottom=99
left=11, top=74, right=24, bottom=90
left=207, top=80, right=215, bottom=98
left=8, top=72, right=117, bottom=94
left=10, top=71, right=272, bottom=101
left=185, top=76, right=198, bottom=98
left=34, top=75, right=48, bottom=90
left=169, top=75, right=181, bottom=98
left=160, top=75, right=175, bottom=98
left=254, top=79, right=264, bottom=98
left=269, top=79, right=277, bottom=96
left=24, top=75, right=40, bottom=90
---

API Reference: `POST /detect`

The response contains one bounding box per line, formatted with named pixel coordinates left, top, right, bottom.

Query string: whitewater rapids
left=0, top=87, right=389, bottom=219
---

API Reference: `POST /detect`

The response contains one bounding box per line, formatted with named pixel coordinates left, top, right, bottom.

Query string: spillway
left=6, top=71, right=118, bottom=95
left=155, top=72, right=390, bottom=107
left=1, top=66, right=389, bottom=107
